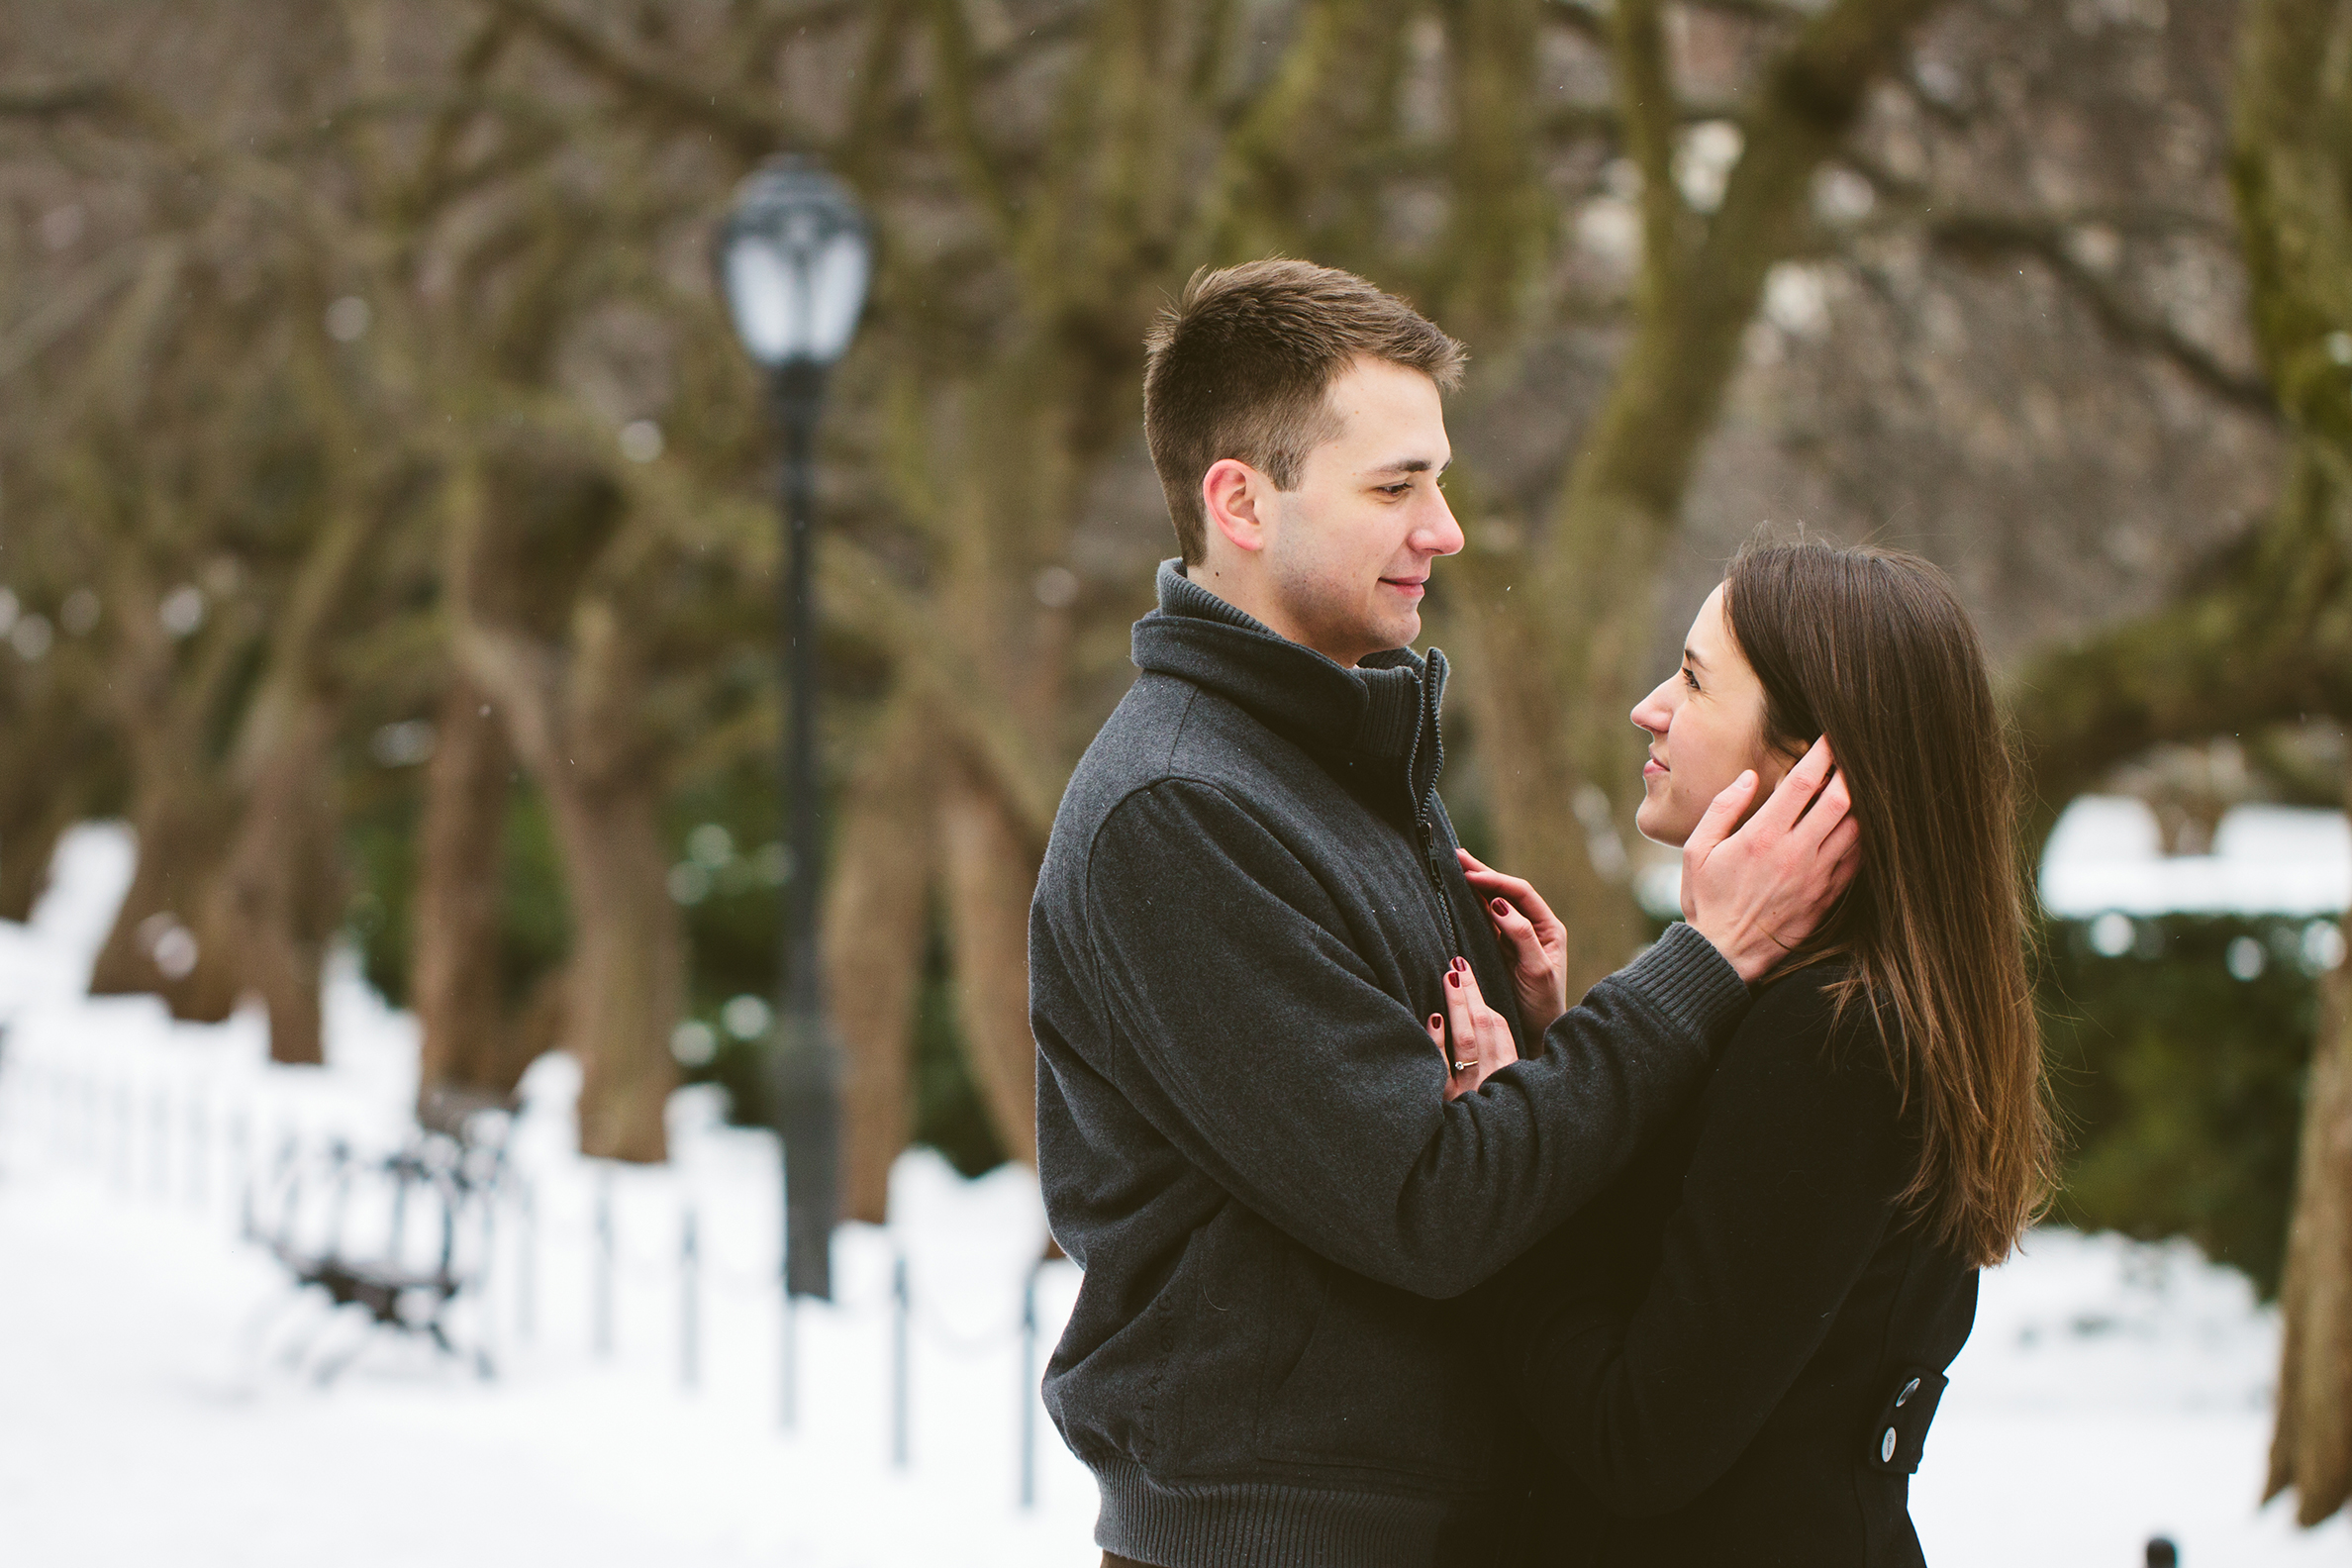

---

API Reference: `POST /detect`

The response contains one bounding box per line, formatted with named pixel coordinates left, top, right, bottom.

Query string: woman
left=1428, top=539, right=2056, bottom=1566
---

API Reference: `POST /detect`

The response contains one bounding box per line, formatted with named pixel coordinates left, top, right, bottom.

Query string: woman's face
left=1629, top=584, right=1792, bottom=847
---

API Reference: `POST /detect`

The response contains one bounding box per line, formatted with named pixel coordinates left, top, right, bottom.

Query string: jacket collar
left=1132, top=560, right=1446, bottom=797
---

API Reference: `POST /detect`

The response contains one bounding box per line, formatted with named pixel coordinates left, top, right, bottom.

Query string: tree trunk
left=821, top=696, right=937, bottom=1223
left=2009, top=448, right=2351, bottom=854
left=1468, top=0, right=1944, bottom=991
left=87, top=774, right=240, bottom=1022
left=412, top=673, right=525, bottom=1105
left=2237, top=0, right=2352, bottom=1525
left=212, top=698, right=344, bottom=1065
left=540, top=772, right=679, bottom=1163
left=935, top=743, right=1042, bottom=1172
left=448, top=441, right=680, bottom=1164
left=1447, top=554, right=1648, bottom=996
left=451, top=622, right=682, bottom=1163
left=0, top=802, right=70, bottom=925
left=2270, top=911, right=2352, bottom=1522
left=0, top=677, right=117, bottom=923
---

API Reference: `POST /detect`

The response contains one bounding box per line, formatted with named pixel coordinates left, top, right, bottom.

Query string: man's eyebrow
left=1366, top=456, right=1451, bottom=476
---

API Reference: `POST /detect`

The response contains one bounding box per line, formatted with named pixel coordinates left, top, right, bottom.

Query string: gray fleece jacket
left=1029, top=562, right=1751, bottom=1567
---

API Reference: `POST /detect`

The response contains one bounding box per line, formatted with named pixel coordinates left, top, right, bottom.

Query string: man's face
left=1258, top=357, right=1464, bottom=667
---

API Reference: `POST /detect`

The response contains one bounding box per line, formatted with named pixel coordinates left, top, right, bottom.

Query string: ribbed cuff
left=1095, top=1456, right=1455, bottom=1568
left=1620, top=922, right=1751, bottom=1053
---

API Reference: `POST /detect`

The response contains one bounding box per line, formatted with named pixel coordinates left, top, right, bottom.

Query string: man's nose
left=1416, top=491, right=1466, bottom=557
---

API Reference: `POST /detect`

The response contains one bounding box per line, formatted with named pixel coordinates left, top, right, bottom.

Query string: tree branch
left=1613, top=0, right=1689, bottom=305
left=2009, top=448, right=2352, bottom=845
left=1688, top=0, right=1818, bottom=26
left=1543, top=0, right=1613, bottom=48
left=1924, top=212, right=2275, bottom=412
left=483, top=0, right=810, bottom=159
left=1539, top=95, right=1756, bottom=147
left=0, top=80, right=124, bottom=121
left=920, top=0, right=1024, bottom=258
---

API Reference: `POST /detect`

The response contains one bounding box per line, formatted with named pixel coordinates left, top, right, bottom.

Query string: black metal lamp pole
left=715, top=159, right=872, bottom=1317
left=771, top=356, right=834, bottom=1301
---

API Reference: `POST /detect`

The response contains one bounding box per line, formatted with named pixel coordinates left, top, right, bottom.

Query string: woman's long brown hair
left=1723, top=539, right=2057, bottom=1268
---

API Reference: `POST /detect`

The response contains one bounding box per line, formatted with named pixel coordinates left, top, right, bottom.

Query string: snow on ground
left=1, top=823, right=2348, bottom=1566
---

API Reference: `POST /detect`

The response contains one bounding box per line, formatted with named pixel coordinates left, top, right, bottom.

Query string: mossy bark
left=935, top=742, right=1043, bottom=1175
left=821, top=694, right=935, bottom=1224
left=2229, top=0, right=2352, bottom=1527
left=1465, top=0, right=1946, bottom=997
left=412, top=673, right=527, bottom=1107
left=449, top=445, right=681, bottom=1164
left=85, top=568, right=245, bottom=1023
left=211, top=476, right=391, bottom=1067
left=2014, top=0, right=2352, bottom=1525
left=212, top=700, right=343, bottom=1066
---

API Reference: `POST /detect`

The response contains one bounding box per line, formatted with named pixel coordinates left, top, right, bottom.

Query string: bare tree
left=2233, top=0, right=2352, bottom=1527
left=2, top=0, right=2324, bottom=1216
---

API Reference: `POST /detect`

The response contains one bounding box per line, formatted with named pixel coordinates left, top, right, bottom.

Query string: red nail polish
left=1491, top=899, right=1509, bottom=915
left=1447, top=970, right=1461, bottom=987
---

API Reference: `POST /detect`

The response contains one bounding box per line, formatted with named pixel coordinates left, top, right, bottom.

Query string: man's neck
left=1183, top=561, right=1358, bottom=667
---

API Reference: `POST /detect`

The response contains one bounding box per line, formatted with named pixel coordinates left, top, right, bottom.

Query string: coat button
left=1897, top=1377, right=1920, bottom=1407
left=1880, top=1427, right=1899, bottom=1464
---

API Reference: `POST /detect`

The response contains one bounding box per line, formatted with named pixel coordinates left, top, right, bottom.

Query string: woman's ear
left=1748, top=736, right=1810, bottom=810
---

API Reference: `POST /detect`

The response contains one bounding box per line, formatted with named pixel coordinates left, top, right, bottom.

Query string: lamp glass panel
left=724, top=240, right=801, bottom=366
left=805, top=234, right=871, bottom=364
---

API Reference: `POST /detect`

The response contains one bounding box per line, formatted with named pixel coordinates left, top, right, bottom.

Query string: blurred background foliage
left=1, top=0, right=2350, bottom=1519
left=2040, top=912, right=2334, bottom=1301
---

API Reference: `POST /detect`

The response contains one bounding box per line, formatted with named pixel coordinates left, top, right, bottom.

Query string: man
left=1029, top=259, right=1855, bottom=1567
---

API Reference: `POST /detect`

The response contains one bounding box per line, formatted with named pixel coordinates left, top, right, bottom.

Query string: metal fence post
left=516, top=1178, right=538, bottom=1342
left=780, top=1288, right=799, bottom=1430
left=148, top=1084, right=169, bottom=1199
left=1020, top=1257, right=1042, bottom=1510
left=593, top=1163, right=615, bottom=1358
left=112, top=1079, right=132, bottom=1193
left=890, top=1250, right=911, bottom=1469
left=187, top=1092, right=208, bottom=1209
left=476, top=1170, right=501, bottom=1369
left=680, top=1204, right=700, bottom=1392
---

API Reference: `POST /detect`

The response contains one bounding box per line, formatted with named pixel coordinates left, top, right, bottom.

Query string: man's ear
left=1202, top=458, right=1272, bottom=555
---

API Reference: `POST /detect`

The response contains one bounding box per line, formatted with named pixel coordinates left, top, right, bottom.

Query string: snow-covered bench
left=245, top=1100, right=511, bottom=1383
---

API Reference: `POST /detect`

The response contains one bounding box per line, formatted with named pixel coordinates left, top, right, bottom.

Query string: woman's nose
left=1630, top=681, right=1672, bottom=736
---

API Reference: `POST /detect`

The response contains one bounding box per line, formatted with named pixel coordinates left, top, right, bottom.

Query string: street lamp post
left=716, top=158, right=872, bottom=1313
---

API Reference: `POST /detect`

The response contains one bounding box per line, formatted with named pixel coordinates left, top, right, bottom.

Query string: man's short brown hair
left=1142, top=259, right=1466, bottom=566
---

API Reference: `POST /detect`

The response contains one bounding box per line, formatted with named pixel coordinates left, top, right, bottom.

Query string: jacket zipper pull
left=1417, top=817, right=1447, bottom=893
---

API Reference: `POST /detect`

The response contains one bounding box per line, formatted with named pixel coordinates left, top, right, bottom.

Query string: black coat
left=1503, top=965, right=1978, bottom=1567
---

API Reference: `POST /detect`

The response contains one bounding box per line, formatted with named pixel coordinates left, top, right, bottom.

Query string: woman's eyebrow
left=1684, top=646, right=1708, bottom=669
